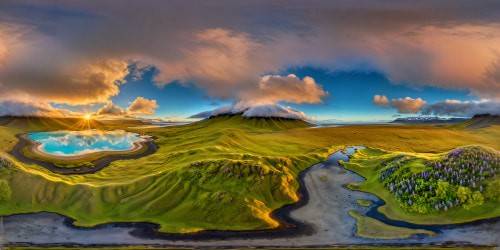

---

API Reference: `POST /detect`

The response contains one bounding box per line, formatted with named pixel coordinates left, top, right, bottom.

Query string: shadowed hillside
left=452, top=114, right=500, bottom=129
left=193, top=114, right=314, bottom=131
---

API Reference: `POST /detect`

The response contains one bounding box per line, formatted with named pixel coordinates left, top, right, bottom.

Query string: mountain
left=193, top=114, right=314, bottom=131
left=391, top=116, right=467, bottom=124
left=452, top=114, right=500, bottom=129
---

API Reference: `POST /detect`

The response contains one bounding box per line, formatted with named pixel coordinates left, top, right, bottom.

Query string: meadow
left=0, top=115, right=499, bottom=233
left=343, top=147, right=500, bottom=224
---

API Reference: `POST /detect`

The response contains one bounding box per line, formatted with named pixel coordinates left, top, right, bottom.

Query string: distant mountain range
left=391, top=116, right=468, bottom=124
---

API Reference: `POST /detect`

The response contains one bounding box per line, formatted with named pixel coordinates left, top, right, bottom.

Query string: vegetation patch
left=356, top=199, right=371, bottom=207
left=343, top=147, right=500, bottom=224
left=379, top=147, right=499, bottom=213
left=348, top=210, right=436, bottom=239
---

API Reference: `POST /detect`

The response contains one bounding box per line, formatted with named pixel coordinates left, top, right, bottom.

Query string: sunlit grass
left=343, top=147, right=500, bottom=224
left=0, top=115, right=499, bottom=232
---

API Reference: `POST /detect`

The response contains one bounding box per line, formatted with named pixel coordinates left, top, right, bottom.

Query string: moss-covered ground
left=343, top=147, right=500, bottom=224
left=356, top=199, right=372, bottom=207
left=348, top=210, right=436, bottom=239
left=0, top=115, right=499, bottom=233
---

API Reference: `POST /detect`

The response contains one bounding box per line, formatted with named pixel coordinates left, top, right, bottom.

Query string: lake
left=27, top=130, right=145, bottom=156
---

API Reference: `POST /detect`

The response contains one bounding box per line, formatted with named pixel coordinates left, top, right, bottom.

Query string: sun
left=84, top=114, right=92, bottom=120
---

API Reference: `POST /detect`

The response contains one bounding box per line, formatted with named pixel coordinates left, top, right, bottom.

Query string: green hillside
left=450, top=114, right=500, bottom=129
left=195, top=114, right=314, bottom=130
left=0, top=115, right=499, bottom=233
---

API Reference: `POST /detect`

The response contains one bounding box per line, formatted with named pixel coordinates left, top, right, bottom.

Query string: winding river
left=3, top=147, right=499, bottom=248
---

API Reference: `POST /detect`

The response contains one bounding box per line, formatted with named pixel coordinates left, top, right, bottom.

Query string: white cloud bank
left=190, top=103, right=310, bottom=120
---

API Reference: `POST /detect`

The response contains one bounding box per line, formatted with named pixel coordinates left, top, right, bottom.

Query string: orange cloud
left=0, top=22, right=130, bottom=106
left=96, top=101, right=126, bottom=116
left=390, top=97, right=427, bottom=114
left=126, top=97, right=159, bottom=115
left=0, top=100, right=79, bottom=117
left=373, top=95, right=390, bottom=106
left=238, top=74, right=328, bottom=105
left=374, top=95, right=427, bottom=113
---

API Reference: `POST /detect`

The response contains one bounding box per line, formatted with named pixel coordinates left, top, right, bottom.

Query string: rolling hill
left=0, top=114, right=499, bottom=233
left=451, top=114, right=500, bottom=129
left=193, top=114, right=314, bottom=130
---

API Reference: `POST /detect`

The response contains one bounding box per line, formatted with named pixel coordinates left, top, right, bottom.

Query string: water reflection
left=27, top=130, right=145, bottom=156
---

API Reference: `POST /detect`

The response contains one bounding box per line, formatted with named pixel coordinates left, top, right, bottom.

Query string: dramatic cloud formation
left=422, top=100, right=500, bottom=117
left=390, top=97, right=428, bottom=114
left=151, top=28, right=270, bottom=99
left=238, top=74, right=327, bottom=105
left=0, top=0, right=500, bottom=118
left=126, top=97, right=159, bottom=115
left=190, top=103, right=309, bottom=120
left=0, top=22, right=130, bottom=105
left=0, top=100, right=77, bottom=117
left=374, top=95, right=427, bottom=114
left=96, top=102, right=126, bottom=116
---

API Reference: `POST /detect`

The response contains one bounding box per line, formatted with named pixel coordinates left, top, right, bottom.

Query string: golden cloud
left=374, top=95, right=427, bottom=114
left=126, top=97, right=159, bottom=115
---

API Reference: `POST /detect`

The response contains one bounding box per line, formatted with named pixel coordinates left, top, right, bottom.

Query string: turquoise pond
left=27, top=130, right=145, bottom=156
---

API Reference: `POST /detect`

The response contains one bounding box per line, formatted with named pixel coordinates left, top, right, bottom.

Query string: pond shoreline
left=9, top=133, right=158, bottom=175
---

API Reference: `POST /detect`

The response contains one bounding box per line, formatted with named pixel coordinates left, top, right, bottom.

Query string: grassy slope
left=449, top=114, right=500, bottom=130
left=343, top=147, right=500, bottom=224
left=0, top=116, right=499, bottom=232
left=348, top=210, right=436, bottom=239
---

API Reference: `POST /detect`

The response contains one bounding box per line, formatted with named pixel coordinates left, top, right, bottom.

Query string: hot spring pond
left=27, top=130, right=147, bottom=157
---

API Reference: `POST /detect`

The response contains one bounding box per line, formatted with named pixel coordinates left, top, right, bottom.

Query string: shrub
left=378, top=147, right=499, bottom=213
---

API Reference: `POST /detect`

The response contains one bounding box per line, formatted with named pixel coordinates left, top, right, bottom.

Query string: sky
left=0, top=0, right=499, bottom=122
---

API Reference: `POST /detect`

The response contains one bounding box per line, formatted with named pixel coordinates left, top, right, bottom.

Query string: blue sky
left=53, top=65, right=485, bottom=122
left=82, top=66, right=474, bottom=122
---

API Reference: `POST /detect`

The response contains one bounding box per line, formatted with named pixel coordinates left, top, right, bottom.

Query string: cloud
left=94, top=98, right=160, bottom=118
left=96, top=101, right=126, bottom=116
left=374, top=95, right=427, bottom=113
left=0, top=100, right=77, bottom=117
left=190, top=103, right=310, bottom=120
left=238, top=74, right=328, bottom=105
left=241, top=104, right=309, bottom=120
left=0, top=0, right=499, bottom=117
left=0, top=22, right=130, bottom=105
left=373, top=95, right=390, bottom=106
left=422, top=100, right=500, bottom=117
left=126, top=97, right=159, bottom=115
left=390, top=97, right=428, bottom=114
